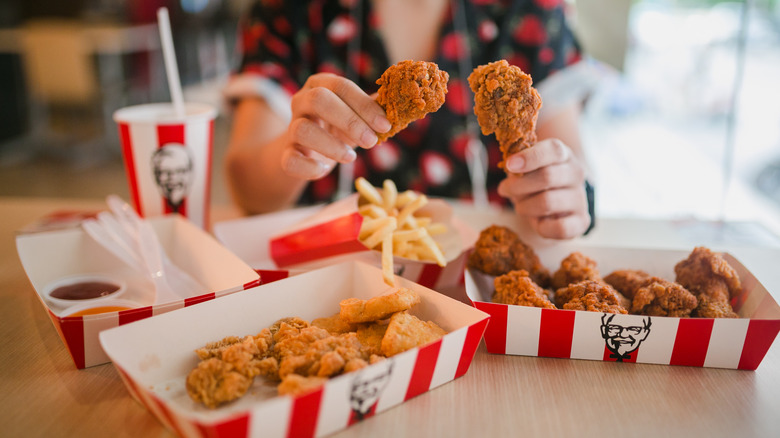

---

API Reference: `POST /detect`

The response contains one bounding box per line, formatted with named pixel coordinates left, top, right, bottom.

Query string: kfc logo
left=601, top=314, right=652, bottom=362
left=348, top=360, right=393, bottom=423
left=151, top=144, right=193, bottom=213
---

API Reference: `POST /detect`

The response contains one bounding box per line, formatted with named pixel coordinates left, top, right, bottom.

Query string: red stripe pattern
left=473, top=301, right=507, bottom=354
left=538, top=308, right=575, bottom=358
left=404, top=339, right=443, bottom=401
left=118, top=123, right=143, bottom=215
left=270, top=212, right=368, bottom=267
left=670, top=318, right=714, bottom=367
left=738, top=319, right=780, bottom=370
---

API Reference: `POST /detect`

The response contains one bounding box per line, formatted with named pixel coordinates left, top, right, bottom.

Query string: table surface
left=2, top=196, right=779, bottom=438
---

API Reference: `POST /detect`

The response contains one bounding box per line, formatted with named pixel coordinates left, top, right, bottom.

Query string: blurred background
left=1, top=0, right=779, bottom=241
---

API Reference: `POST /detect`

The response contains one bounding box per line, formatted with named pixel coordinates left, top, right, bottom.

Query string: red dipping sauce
left=50, top=281, right=121, bottom=301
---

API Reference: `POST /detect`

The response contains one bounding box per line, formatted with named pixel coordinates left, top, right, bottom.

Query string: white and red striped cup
left=113, top=103, right=216, bottom=230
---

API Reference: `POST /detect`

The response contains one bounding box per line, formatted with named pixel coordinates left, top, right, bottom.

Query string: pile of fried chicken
left=185, top=287, right=446, bottom=408
left=468, top=225, right=741, bottom=318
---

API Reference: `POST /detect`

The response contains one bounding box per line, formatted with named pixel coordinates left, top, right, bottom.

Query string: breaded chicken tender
left=558, top=280, right=628, bottom=314
left=381, top=312, right=447, bottom=357
left=603, top=269, right=652, bottom=300
left=311, top=312, right=359, bottom=334
left=551, top=252, right=602, bottom=292
left=467, top=225, right=551, bottom=287
left=493, top=270, right=556, bottom=309
left=630, top=277, right=698, bottom=317
left=375, top=60, right=448, bottom=143
left=467, top=60, right=542, bottom=169
left=339, top=287, right=421, bottom=323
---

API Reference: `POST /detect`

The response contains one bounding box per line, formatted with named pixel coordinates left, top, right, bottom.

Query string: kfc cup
left=114, top=102, right=216, bottom=230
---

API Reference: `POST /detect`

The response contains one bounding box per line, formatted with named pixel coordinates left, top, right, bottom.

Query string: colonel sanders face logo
left=151, top=144, right=193, bottom=212
left=349, top=360, right=393, bottom=421
left=601, top=314, right=652, bottom=362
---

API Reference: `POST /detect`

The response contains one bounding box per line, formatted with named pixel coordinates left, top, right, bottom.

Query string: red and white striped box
left=215, top=195, right=478, bottom=291
left=465, top=245, right=780, bottom=370
left=16, top=215, right=261, bottom=369
left=114, top=102, right=216, bottom=230
left=99, top=261, right=489, bottom=438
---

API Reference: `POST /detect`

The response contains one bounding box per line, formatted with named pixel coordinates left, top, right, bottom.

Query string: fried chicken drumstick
left=467, top=60, right=542, bottom=170
left=375, top=60, right=449, bottom=143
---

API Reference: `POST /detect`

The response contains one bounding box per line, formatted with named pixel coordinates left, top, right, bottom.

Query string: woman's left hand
left=497, top=138, right=591, bottom=239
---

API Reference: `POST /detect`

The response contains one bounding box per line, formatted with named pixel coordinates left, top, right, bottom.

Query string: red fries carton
left=465, top=245, right=780, bottom=370
left=215, top=194, right=478, bottom=290
left=16, top=215, right=261, bottom=369
left=99, top=261, right=489, bottom=438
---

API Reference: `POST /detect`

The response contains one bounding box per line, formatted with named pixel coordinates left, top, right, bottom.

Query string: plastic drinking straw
left=157, top=7, right=185, bottom=118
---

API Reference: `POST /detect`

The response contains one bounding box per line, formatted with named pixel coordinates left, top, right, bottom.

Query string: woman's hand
left=281, top=73, right=391, bottom=179
left=497, top=138, right=591, bottom=239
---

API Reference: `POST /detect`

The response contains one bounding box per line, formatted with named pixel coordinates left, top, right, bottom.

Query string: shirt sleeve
left=222, top=1, right=302, bottom=122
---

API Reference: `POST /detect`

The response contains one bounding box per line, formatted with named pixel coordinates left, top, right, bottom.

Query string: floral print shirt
left=235, top=0, right=581, bottom=205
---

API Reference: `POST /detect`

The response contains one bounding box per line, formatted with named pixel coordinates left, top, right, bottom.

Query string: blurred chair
left=13, top=19, right=109, bottom=166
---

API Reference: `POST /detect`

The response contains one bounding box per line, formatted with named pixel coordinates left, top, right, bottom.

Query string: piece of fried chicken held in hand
left=468, top=59, right=542, bottom=169
left=375, top=60, right=449, bottom=143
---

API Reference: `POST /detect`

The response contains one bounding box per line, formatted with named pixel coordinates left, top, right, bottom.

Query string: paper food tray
left=16, top=215, right=261, bottom=368
left=100, top=261, right=488, bottom=438
left=214, top=201, right=477, bottom=290
left=465, top=245, right=780, bottom=370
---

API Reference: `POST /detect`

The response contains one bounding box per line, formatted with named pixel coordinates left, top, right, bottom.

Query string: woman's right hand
left=281, top=73, right=392, bottom=180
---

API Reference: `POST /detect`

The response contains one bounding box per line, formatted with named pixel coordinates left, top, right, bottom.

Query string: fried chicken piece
left=468, top=59, right=542, bottom=169
left=551, top=252, right=602, bottom=293
left=603, top=269, right=653, bottom=300
left=467, top=225, right=551, bottom=287
left=186, top=358, right=254, bottom=408
left=630, top=277, right=698, bottom=317
left=693, top=294, right=739, bottom=318
left=186, top=336, right=261, bottom=408
left=339, top=287, right=421, bottom=323
left=279, top=332, right=366, bottom=379
left=381, top=311, right=447, bottom=357
left=493, top=270, right=556, bottom=309
left=674, top=246, right=742, bottom=300
left=277, top=374, right=328, bottom=396
left=195, top=335, right=242, bottom=360
left=558, top=280, right=628, bottom=314
left=312, top=312, right=359, bottom=334
left=375, top=60, right=449, bottom=143
left=356, top=322, right=389, bottom=357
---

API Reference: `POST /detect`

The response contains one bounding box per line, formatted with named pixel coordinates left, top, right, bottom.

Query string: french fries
left=355, top=177, right=448, bottom=286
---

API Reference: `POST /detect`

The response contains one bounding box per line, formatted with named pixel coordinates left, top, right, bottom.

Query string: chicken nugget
left=468, top=59, right=542, bottom=169
left=375, top=60, right=449, bottom=143
left=339, top=287, right=421, bottom=323
left=380, top=312, right=447, bottom=357
left=312, top=312, right=359, bottom=334
left=493, top=269, right=556, bottom=309
left=356, top=322, right=389, bottom=357
left=630, top=277, right=698, bottom=317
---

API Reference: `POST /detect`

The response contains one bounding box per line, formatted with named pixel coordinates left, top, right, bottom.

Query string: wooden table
left=2, top=197, right=779, bottom=437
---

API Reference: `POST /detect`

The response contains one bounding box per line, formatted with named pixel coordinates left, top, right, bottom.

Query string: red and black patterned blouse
left=234, top=0, right=581, bottom=205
